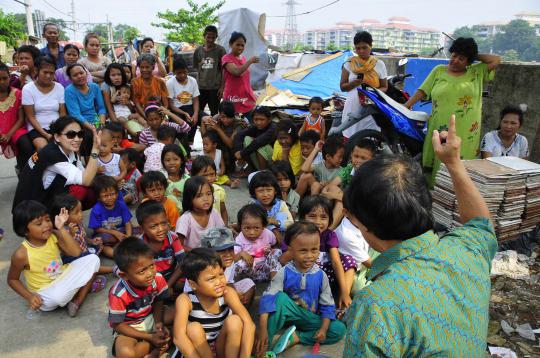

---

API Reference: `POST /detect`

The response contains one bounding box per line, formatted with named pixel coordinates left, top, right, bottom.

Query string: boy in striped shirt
left=108, top=237, right=173, bottom=357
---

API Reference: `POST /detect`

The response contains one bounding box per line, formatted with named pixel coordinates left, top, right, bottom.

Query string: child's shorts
left=244, top=137, right=273, bottom=170
left=112, top=314, right=155, bottom=356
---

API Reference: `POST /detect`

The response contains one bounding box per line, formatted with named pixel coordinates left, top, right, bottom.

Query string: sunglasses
left=62, top=130, right=84, bottom=139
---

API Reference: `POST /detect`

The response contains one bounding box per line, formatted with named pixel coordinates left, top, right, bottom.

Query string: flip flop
left=272, top=325, right=296, bottom=355
left=91, top=275, right=107, bottom=293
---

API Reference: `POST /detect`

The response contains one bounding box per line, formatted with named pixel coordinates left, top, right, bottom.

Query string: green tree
left=13, top=13, right=69, bottom=40
left=493, top=20, right=537, bottom=56
left=152, top=0, right=225, bottom=44
left=87, top=24, right=108, bottom=43
left=326, top=41, right=337, bottom=51
left=114, top=24, right=141, bottom=42
left=0, top=10, right=25, bottom=47
left=521, top=41, right=540, bottom=62
left=452, top=25, right=476, bottom=38
left=502, top=49, right=520, bottom=61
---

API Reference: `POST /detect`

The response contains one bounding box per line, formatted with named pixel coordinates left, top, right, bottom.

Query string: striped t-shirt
left=188, top=291, right=231, bottom=342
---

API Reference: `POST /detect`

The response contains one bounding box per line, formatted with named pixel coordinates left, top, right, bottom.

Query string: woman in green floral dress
left=405, top=37, right=500, bottom=186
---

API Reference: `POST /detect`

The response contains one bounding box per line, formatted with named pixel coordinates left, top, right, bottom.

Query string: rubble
left=489, top=245, right=540, bottom=357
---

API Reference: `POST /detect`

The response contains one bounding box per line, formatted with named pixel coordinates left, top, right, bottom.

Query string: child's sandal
left=91, top=275, right=107, bottom=293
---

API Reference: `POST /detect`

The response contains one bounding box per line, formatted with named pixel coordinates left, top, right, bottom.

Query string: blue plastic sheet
left=270, top=51, right=352, bottom=98
left=403, top=58, right=448, bottom=114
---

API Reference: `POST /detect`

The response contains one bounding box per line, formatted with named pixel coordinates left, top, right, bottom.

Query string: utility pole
left=24, top=0, right=35, bottom=37
left=70, top=0, right=76, bottom=41
left=284, top=0, right=299, bottom=50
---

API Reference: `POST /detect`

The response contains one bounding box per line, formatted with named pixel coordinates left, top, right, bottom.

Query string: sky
left=3, top=0, right=540, bottom=42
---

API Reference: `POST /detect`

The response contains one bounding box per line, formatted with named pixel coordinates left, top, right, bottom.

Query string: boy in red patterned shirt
left=108, top=237, right=174, bottom=357
left=137, top=200, right=185, bottom=293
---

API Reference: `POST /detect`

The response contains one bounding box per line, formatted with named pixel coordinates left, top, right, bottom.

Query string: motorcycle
left=329, top=60, right=429, bottom=161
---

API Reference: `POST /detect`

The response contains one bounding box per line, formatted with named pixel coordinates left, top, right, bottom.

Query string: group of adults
left=340, top=32, right=529, bottom=185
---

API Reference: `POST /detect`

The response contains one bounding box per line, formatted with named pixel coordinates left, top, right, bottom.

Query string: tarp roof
left=269, top=50, right=352, bottom=98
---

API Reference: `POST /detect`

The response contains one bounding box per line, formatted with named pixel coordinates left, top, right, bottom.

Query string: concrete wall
left=379, top=57, right=540, bottom=163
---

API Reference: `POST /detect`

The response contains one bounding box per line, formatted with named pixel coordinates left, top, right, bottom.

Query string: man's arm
left=432, top=115, right=490, bottom=222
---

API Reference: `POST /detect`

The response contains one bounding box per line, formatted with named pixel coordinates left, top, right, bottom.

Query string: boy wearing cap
left=184, top=227, right=256, bottom=306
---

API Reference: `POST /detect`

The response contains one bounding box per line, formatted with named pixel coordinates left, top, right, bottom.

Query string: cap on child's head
left=200, top=227, right=236, bottom=252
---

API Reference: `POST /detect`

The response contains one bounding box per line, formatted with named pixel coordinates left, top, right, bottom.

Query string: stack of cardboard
left=432, top=158, right=540, bottom=241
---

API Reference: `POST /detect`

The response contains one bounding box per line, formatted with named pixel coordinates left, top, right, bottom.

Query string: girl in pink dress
left=0, top=62, right=32, bottom=170
left=221, top=32, right=258, bottom=118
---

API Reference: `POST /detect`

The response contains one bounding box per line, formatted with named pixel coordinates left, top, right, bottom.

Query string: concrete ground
left=0, top=155, right=345, bottom=357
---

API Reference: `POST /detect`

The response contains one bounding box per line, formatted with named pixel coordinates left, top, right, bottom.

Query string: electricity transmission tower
left=284, top=0, right=299, bottom=50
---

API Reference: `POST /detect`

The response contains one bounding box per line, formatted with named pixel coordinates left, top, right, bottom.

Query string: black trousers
left=199, top=89, right=220, bottom=116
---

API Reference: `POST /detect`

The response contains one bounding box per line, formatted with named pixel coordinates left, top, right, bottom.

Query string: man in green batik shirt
left=342, top=115, right=497, bottom=357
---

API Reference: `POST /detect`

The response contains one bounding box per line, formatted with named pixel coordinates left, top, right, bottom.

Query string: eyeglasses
left=62, top=130, right=84, bottom=139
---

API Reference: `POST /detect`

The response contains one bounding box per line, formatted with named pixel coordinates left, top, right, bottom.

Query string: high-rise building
left=303, top=17, right=441, bottom=52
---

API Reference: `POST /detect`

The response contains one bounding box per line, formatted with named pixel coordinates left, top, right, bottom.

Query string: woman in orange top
left=131, top=53, right=169, bottom=117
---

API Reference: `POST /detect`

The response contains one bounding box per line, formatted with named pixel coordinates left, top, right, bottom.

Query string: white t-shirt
left=42, top=147, right=84, bottom=189
left=166, top=76, right=200, bottom=108
left=98, top=153, right=121, bottom=177
left=22, top=82, right=65, bottom=131
left=481, top=130, right=529, bottom=158
left=335, top=217, right=370, bottom=267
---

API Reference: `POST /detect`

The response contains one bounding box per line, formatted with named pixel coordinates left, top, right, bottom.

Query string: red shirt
left=221, top=53, right=256, bottom=114
left=142, top=231, right=185, bottom=280
left=108, top=273, right=168, bottom=326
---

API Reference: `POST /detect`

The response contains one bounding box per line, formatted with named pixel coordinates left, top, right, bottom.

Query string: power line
left=267, top=0, right=341, bottom=18
left=41, top=0, right=70, bottom=17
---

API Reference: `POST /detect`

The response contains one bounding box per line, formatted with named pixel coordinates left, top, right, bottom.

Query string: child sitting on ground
left=233, top=107, right=277, bottom=171
left=255, top=221, right=346, bottom=356
left=138, top=103, right=189, bottom=148
left=201, top=100, right=246, bottom=179
left=98, top=129, right=126, bottom=182
left=119, top=148, right=142, bottom=204
left=300, top=130, right=324, bottom=167
left=175, top=176, right=225, bottom=250
left=299, top=96, right=325, bottom=140
left=270, top=160, right=300, bottom=218
left=8, top=200, right=100, bottom=317
left=161, top=144, right=189, bottom=213
left=299, top=195, right=357, bottom=311
left=191, top=155, right=229, bottom=225
left=89, top=176, right=134, bottom=246
left=322, top=138, right=377, bottom=228
left=234, top=203, right=282, bottom=283
left=136, top=200, right=185, bottom=292
left=108, top=237, right=174, bottom=358
left=296, top=135, right=345, bottom=198
left=140, top=171, right=180, bottom=230
left=184, top=228, right=256, bottom=306
left=143, top=125, right=176, bottom=173
left=202, top=130, right=233, bottom=187
left=51, top=194, right=114, bottom=275
left=272, top=120, right=303, bottom=175
left=172, top=248, right=255, bottom=358
left=249, top=171, right=293, bottom=244
left=166, top=57, right=201, bottom=146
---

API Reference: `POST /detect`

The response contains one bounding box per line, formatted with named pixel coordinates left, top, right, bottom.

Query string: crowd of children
left=4, top=24, right=381, bottom=358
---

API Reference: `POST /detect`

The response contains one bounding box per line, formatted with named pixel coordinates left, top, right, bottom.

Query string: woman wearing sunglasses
left=12, top=116, right=102, bottom=211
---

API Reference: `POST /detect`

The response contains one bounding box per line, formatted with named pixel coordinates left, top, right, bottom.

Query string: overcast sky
left=4, top=0, right=540, bottom=41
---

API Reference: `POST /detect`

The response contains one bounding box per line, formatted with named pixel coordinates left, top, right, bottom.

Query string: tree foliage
left=13, top=13, right=69, bottom=40
left=452, top=20, right=540, bottom=61
left=326, top=41, right=337, bottom=51
left=152, top=0, right=225, bottom=44
left=0, top=10, right=25, bottom=47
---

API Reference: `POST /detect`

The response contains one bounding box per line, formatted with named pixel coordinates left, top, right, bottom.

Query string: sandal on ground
left=91, top=275, right=107, bottom=293
left=272, top=325, right=296, bottom=354
left=67, top=301, right=80, bottom=317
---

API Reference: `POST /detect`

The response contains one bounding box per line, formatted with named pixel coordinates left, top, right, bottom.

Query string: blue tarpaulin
left=404, top=58, right=448, bottom=114
left=270, top=51, right=352, bottom=98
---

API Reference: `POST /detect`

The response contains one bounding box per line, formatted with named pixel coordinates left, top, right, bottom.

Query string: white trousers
left=38, top=254, right=100, bottom=311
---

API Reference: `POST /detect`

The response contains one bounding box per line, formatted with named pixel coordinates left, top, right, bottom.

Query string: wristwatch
left=90, top=152, right=99, bottom=159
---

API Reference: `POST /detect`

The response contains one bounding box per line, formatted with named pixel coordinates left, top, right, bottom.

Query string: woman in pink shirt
left=221, top=32, right=258, bottom=119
